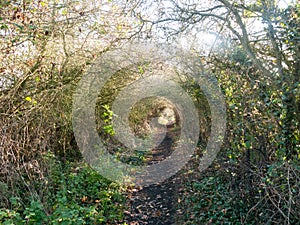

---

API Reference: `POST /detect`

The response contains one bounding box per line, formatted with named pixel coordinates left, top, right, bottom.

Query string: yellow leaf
left=41, top=1, right=48, bottom=7
left=62, top=9, right=68, bottom=15
left=25, top=96, right=32, bottom=102
left=117, top=24, right=123, bottom=31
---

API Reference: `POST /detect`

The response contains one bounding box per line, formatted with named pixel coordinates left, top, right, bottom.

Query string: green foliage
left=179, top=160, right=300, bottom=224
left=0, top=209, right=24, bottom=225
left=179, top=170, right=254, bottom=225
left=23, top=200, right=47, bottom=224
left=0, top=154, right=125, bottom=224
left=209, top=51, right=300, bottom=223
left=101, top=104, right=115, bottom=136
left=176, top=2, right=300, bottom=223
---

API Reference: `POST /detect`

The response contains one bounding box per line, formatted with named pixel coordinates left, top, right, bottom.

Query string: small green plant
left=0, top=209, right=24, bottom=225
left=23, top=200, right=47, bottom=224
left=101, top=104, right=115, bottom=136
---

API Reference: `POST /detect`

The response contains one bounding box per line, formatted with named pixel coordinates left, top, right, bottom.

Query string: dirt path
left=124, top=178, right=179, bottom=225
left=123, top=126, right=189, bottom=225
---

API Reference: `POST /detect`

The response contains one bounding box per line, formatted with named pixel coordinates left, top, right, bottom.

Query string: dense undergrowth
left=178, top=158, right=300, bottom=224
left=0, top=153, right=126, bottom=224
